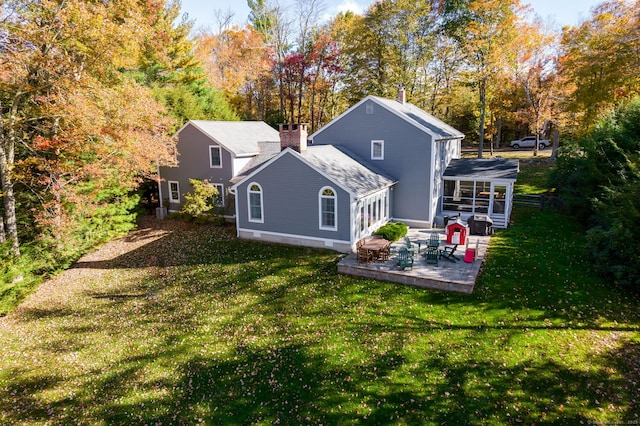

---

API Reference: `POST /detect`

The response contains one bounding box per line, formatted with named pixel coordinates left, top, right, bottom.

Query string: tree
left=511, top=18, right=558, bottom=156
left=558, top=0, right=640, bottom=136
left=249, top=0, right=291, bottom=119
left=181, top=179, right=218, bottom=217
left=339, top=0, right=435, bottom=104
left=0, top=0, right=175, bottom=257
left=195, top=25, right=271, bottom=120
left=551, top=96, right=640, bottom=287
left=441, top=0, right=521, bottom=158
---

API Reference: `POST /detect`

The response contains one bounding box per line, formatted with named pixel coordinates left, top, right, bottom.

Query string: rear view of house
left=167, top=91, right=518, bottom=253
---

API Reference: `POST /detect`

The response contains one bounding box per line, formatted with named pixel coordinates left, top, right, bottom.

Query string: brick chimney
left=279, top=123, right=308, bottom=153
left=397, top=85, right=406, bottom=104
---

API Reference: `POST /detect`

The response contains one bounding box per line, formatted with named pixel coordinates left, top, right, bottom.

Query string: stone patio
left=337, top=228, right=491, bottom=294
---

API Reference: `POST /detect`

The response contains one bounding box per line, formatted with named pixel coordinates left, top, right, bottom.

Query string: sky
left=179, top=0, right=605, bottom=32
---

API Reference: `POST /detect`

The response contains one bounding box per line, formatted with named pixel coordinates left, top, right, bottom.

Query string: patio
left=337, top=228, right=491, bottom=294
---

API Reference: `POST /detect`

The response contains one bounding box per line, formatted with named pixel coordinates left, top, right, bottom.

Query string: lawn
left=0, top=163, right=638, bottom=425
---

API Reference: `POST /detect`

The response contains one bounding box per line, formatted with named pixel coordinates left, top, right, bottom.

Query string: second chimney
left=397, top=86, right=406, bottom=104
left=279, top=123, right=308, bottom=153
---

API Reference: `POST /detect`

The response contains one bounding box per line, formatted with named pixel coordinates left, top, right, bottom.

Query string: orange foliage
left=195, top=26, right=272, bottom=96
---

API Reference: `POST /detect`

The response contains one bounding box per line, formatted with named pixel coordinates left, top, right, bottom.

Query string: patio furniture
left=428, top=232, right=440, bottom=249
left=403, top=236, right=419, bottom=256
left=357, top=247, right=373, bottom=264
left=378, top=245, right=391, bottom=261
left=440, top=244, right=459, bottom=262
left=424, top=245, right=439, bottom=265
left=396, top=247, right=414, bottom=270
left=361, top=238, right=391, bottom=262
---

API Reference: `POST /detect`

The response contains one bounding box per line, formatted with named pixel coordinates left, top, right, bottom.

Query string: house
left=230, top=124, right=396, bottom=252
left=196, top=91, right=518, bottom=253
left=158, top=120, right=280, bottom=216
left=309, top=89, right=465, bottom=229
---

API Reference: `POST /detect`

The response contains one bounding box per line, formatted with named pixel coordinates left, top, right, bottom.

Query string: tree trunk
left=0, top=214, right=5, bottom=244
left=0, top=141, right=20, bottom=257
left=551, top=128, right=559, bottom=161
left=478, top=78, right=486, bottom=159
left=533, top=115, right=539, bottom=157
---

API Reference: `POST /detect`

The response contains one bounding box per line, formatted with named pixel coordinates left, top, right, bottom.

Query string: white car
left=509, top=136, right=550, bottom=150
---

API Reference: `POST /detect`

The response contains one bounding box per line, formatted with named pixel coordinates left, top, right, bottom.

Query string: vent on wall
left=366, top=102, right=374, bottom=114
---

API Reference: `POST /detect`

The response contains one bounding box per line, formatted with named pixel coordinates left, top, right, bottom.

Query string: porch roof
left=443, top=158, right=519, bottom=181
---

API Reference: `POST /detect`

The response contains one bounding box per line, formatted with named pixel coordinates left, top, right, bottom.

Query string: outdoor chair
left=396, top=247, right=414, bottom=270
left=378, top=245, right=391, bottom=261
left=425, top=246, right=439, bottom=265
left=403, top=236, right=419, bottom=256
left=440, top=244, right=459, bottom=262
left=428, top=232, right=440, bottom=249
left=357, top=247, right=373, bottom=264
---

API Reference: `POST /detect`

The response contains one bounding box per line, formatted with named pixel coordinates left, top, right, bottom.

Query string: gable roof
left=231, top=145, right=397, bottom=198
left=179, top=120, right=280, bottom=157
left=309, top=95, right=465, bottom=142
left=301, top=145, right=397, bottom=197
left=443, top=158, right=519, bottom=181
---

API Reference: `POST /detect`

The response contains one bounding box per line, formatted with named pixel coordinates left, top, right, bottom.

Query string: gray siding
left=159, top=123, right=234, bottom=211
left=236, top=151, right=351, bottom=243
left=313, top=100, right=436, bottom=225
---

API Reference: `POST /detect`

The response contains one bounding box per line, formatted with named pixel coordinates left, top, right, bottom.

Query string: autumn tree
left=249, top=0, right=291, bottom=119
left=306, top=27, right=343, bottom=131
left=195, top=25, right=271, bottom=120
left=558, top=0, right=640, bottom=137
left=441, top=0, right=521, bottom=158
left=511, top=17, right=559, bottom=156
left=0, top=0, right=175, bottom=257
left=338, top=0, right=435, bottom=104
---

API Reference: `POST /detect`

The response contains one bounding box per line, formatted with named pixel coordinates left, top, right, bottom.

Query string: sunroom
left=440, top=158, right=519, bottom=229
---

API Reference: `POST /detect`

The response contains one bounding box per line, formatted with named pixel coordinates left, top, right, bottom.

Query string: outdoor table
left=360, top=238, right=391, bottom=261
left=414, top=239, right=430, bottom=252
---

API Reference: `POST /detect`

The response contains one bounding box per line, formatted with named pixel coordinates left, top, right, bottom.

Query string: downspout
left=229, top=186, right=239, bottom=238
left=157, top=162, right=163, bottom=209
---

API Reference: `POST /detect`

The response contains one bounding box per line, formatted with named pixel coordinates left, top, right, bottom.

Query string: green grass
left=0, top=209, right=638, bottom=425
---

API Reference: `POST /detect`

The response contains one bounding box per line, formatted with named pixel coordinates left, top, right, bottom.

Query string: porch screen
left=443, top=180, right=490, bottom=214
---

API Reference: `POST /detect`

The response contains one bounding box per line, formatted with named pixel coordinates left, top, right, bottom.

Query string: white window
left=212, top=183, right=224, bottom=207
left=371, top=140, right=384, bottom=160
left=319, top=186, right=337, bottom=231
left=248, top=183, right=263, bottom=223
left=168, top=181, right=180, bottom=203
left=209, top=145, right=222, bottom=168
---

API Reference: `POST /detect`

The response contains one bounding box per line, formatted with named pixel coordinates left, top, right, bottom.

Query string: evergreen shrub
left=374, top=222, right=408, bottom=241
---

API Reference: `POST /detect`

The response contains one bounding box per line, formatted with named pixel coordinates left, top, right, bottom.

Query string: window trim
left=209, top=145, right=222, bottom=168
left=247, top=182, right=264, bottom=223
left=319, top=186, right=337, bottom=231
left=168, top=180, right=180, bottom=203
left=371, top=140, right=384, bottom=160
